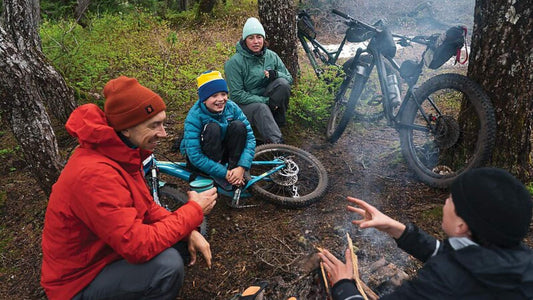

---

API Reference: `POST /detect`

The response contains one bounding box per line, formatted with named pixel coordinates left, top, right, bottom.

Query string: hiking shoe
left=212, top=176, right=233, bottom=191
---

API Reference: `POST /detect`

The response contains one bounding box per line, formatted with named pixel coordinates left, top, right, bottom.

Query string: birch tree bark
left=0, top=0, right=77, bottom=195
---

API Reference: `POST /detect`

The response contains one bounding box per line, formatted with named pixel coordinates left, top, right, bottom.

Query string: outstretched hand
left=347, top=197, right=406, bottom=239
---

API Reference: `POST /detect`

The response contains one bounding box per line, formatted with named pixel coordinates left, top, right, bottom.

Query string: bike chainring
left=433, top=115, right=460, bottom=149
left=271, top=157, right=299, bottom=187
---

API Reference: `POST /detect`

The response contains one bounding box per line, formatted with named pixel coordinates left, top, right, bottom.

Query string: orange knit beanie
left=103, top=76, right=166, bottom=131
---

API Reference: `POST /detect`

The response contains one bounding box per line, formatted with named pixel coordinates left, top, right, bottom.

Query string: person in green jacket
left=224, top=17, right=293, bottom=144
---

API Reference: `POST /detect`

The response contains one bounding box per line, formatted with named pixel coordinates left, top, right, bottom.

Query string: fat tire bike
left=298, top=9, right=496, bottom=187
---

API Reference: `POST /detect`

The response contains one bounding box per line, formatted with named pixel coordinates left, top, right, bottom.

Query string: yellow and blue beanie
left=242, top=17, right=265, bottom=40
left=197, top=71, right=229, bottom=102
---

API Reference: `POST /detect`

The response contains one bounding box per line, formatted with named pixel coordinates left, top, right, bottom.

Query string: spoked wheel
left=399, top=73, right=496, bottom=188
left=249, top=144, right=328, bottom=208
left=159, top=185, right=208, bottom=236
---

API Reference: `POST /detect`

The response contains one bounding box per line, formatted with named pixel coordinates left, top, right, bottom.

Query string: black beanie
left=450, top=167, right=532, bottom=247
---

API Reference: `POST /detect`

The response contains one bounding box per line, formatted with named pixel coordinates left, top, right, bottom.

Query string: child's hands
left=226, top=166, right=245, bottom=186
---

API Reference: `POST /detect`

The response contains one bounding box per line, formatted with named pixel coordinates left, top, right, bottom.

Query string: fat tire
left=249, top=144, right=328, bottom=208
left=327, top=73, right=368, bottom=143
left=399, top=73, right=495, bottom=187
left=160, top=185, right=208, bottom=236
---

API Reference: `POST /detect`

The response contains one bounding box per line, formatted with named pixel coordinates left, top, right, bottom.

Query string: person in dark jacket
left=319, top=167, right=533, bottom=300
left=41, top=76, right=217, bottom=300
left=224, top=17, right=293, bottom=144
left=180, top=70, right=256, bottom=189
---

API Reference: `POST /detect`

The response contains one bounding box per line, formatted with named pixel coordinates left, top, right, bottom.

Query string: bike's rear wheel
left=249, top=144, right=328, bottom=208
left=159, top=185, right=208, bottom=236
left=399, top=73, right=495, bottom=187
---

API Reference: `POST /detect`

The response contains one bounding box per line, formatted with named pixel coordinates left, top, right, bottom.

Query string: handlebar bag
left=424, top=26, right=465, bottom=69
left=368, top=25, right=396, bottom=59
left=346, top=24, right=374, bottom=43
left=297, top=11, right=317, bottom=39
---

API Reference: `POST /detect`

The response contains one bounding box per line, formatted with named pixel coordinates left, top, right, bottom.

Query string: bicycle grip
left=331, top=9, right=349, bottom=19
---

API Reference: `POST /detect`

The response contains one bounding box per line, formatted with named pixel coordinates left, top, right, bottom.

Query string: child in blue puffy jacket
left=180, top=71, right=256, bottom=189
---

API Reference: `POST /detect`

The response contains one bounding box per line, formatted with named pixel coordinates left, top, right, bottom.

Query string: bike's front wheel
left=159, top=185, right=208, bottom=236
left=326, top=71, right=369, bottom=143
left=249, top=144, right=328, bottom=208
left=399, top=73, right=496, bottom=187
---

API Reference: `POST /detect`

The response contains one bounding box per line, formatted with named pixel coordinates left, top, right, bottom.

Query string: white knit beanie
left=242, top=17, right=265, bottom=40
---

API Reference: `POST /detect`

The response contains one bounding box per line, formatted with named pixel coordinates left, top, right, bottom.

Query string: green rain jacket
left=224, top=41, right=293, bottom=105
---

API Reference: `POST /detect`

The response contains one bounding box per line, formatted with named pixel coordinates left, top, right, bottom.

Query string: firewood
left=320, top=261, right=330, bottom=297
left=346, top=233, right=372, bottom=300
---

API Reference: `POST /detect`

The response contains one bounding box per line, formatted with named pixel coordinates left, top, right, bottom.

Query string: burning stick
left=316, top=246, right=331, bottom=297
left=347, top=233, right=369, bottom=300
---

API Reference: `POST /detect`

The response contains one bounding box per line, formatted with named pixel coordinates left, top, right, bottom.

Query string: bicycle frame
left=151, top=156, right=288, bottom=196
left=343, top=31, right=441, bottom=132
left=297, top=29, right=348, bottom=76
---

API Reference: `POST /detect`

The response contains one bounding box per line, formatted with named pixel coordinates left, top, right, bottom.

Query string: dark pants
left=264, top=78, right=291, bottom=127
left=72, top=248, right=184, bottom=300
left=200, top=120, right=247, bottom=170
left=239, top=78, right=290, bottom=143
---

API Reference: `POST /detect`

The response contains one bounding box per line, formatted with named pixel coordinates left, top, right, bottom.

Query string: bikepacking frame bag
left=424, top=26, right=466, bottom=69
left=297, top=11, right=317, bottom=39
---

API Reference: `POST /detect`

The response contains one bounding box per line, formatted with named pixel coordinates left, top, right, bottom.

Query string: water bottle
left=386, top=74, right=402, bottom=107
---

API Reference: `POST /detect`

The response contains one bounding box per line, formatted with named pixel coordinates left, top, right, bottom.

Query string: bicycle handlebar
left=392, top=33, right=434, bottom=46
left=331, top=9, right=380, bottom=34
left=331, top=9, right=349, bottom=19
left=331, top=9, right=438, bottom=47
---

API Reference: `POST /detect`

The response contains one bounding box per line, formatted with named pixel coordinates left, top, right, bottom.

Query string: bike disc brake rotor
left=271, top=157, right=299, bottom=187
left=434, top=115, right=460, bottom=149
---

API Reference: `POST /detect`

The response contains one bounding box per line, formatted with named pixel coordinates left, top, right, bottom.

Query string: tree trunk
left=198, top=0, right=216, bottom=14
left=468, top=0, right=533, bottom=180
left=75, top=0, right=91, bottom=26
left=258, top=0, right=299, bottom=80
left=0, top=0, right=77, bottom=195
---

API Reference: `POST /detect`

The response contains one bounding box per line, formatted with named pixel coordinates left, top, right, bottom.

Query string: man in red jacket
left=41, top=76, right=217, bottom=299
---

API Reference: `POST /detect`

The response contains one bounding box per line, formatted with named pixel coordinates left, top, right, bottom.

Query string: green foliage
left=288, top=66, right=342, bottom=130
left=40, top=11, right=236, bottom=111
left=527, top=183, right=533, bottom=195
left=0, top=148, right=13, bottom=156
left=39, top=3, right=333, bottom=134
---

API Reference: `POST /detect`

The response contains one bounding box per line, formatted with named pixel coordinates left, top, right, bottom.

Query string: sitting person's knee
left=275, top=78, right=291, bottom=91
left=202, top=122, right=222, bottom=139
left=155, top=248, right=184, bottom=275
left=256, top=103, right=271, bottom=114
left=228, top=120, right=246, bottom=135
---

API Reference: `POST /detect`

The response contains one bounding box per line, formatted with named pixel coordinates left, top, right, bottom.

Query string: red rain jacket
left=41, top=104, right=204, bottom=299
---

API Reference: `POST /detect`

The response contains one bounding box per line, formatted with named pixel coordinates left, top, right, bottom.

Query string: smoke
left=340, top=0, right=475, bottom=35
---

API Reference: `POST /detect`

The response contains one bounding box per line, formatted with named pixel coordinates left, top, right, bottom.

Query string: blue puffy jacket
left=180, top=99, right=255, bottom=178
